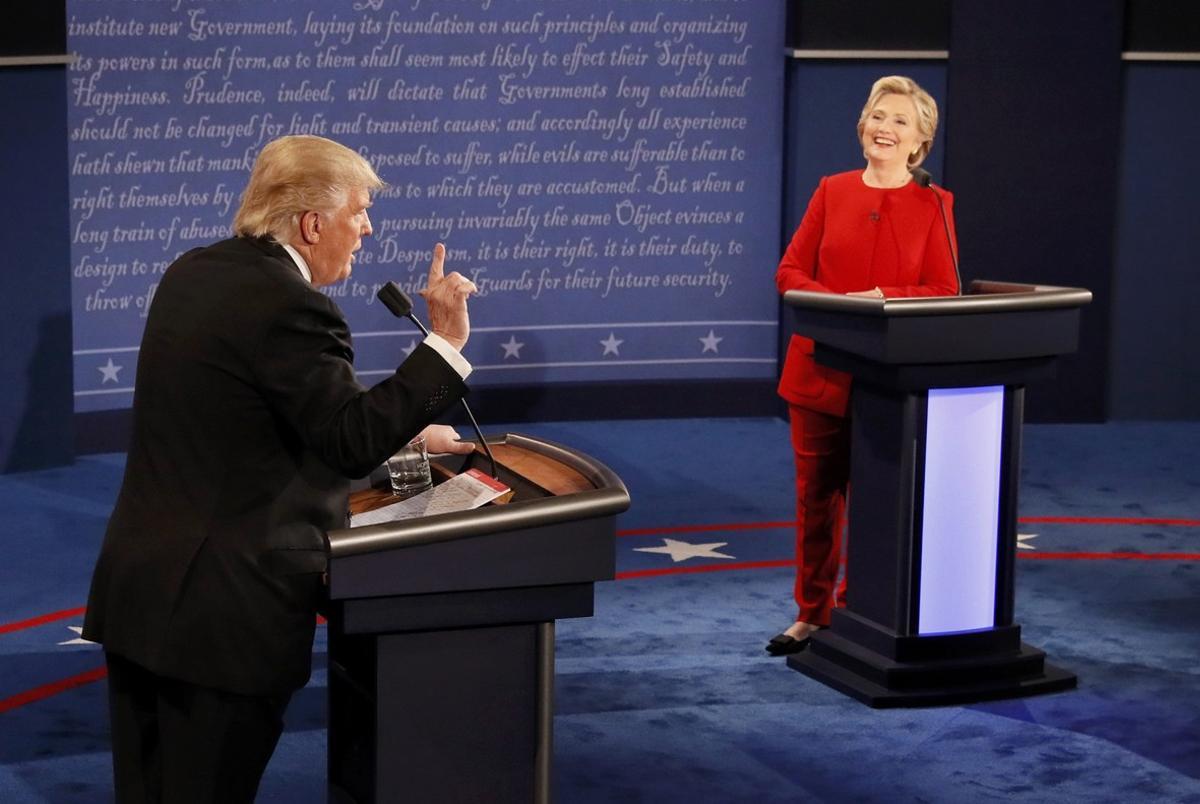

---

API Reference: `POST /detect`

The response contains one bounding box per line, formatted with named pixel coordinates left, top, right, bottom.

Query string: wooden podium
left=323, top=434, right=629, bottom=803
left=782, top=280, right=1091, bottom=707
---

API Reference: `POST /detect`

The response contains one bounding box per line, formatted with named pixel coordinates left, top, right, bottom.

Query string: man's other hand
left=420, top=424, right=477, bottom=455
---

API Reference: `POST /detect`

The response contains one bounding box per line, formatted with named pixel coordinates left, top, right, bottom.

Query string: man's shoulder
left=176, top=236, right=289, bottom=269
left=155, top=238, right=335, bottom=331
left=167, top=237, right=307, bottom=290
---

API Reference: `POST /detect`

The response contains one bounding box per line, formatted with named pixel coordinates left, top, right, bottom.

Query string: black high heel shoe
left=764, top=626, right=824, bottom=656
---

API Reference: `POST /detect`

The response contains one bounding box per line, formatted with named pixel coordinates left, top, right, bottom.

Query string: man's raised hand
left=419, top=243, right=477, bottom=352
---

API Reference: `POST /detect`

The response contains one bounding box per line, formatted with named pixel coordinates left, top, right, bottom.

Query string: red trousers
left=788, top=404, right=850, bottom=626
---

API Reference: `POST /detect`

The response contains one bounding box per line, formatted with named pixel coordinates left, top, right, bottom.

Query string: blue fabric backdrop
left=66, top=1, right=786, bottom=413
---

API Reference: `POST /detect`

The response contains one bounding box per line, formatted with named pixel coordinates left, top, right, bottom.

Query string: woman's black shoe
left=765, top=633, right=811, bottom=656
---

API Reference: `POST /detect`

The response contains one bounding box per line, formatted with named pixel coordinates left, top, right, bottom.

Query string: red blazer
left=776, top=171, right=959, bottom=416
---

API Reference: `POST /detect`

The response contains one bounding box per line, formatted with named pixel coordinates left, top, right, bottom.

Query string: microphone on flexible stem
left=376, top=281, right=499, bottom=480
left=911, top=167, right=962, bottom=296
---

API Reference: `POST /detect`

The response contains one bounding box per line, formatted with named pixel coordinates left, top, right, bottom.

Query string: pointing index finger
left=428, top=242, right=446, bottom=283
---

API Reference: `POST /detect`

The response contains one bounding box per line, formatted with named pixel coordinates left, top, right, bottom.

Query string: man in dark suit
left=82, top=135, right=479, bottom=803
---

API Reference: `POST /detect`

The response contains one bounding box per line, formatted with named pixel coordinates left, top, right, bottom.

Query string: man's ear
left=299, top=211, right=321, bottom=244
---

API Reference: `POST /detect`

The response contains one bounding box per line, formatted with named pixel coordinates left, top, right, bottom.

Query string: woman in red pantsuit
left=766, top=76, right=960, bottom=655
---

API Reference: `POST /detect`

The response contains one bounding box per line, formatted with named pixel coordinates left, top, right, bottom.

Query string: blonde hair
left=233, top=135, right=384, bottom=240
left=856, top=75, right=939, bottom=168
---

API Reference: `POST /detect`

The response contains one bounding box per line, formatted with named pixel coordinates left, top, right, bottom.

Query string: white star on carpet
left=699, top=330, right=723, bottom=354
left=58, top=626, right=96, bottom=646
left=600, top=332, right=624, bottom=356
left=98, top=358, right=122, bottom=384
left=1017, top=533, right=1038, bottom=550
left=500, top=335, right=524, bottom=359
left=634, top=538, right=735, bottom=563
left=401, top=339, right=418, bottom=358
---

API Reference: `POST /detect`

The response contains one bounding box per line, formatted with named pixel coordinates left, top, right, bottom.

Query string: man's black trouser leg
left=105, top=652, right=292, bottom=804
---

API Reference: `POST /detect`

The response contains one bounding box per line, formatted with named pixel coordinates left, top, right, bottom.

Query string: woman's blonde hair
left=857, top=75, right=939, bottom=168
left=233, top=135, right=384, bottom=239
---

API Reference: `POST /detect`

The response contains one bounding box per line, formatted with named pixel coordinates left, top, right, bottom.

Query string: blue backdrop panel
left=66, top=1, right=786, bottom=413
left=1110, top=63, right=1200, bottom=419
left=0, top=66, right=73, bottom=472
left=944, top=1, right=1122, bottom=422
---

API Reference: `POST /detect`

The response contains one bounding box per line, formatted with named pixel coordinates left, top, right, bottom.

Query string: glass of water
left=386, top=434, right=432, bottom=498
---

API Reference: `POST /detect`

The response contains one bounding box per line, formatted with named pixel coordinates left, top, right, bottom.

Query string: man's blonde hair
left=233, top=135, right=384, bottom=240
left=856, top=75, right=940, bottom=168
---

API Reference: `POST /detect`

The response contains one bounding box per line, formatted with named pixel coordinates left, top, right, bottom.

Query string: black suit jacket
left=83, top=236, right=466, bottom=695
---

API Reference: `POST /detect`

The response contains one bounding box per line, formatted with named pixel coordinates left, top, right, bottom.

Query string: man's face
left=308, top=187, right=372, bottom=287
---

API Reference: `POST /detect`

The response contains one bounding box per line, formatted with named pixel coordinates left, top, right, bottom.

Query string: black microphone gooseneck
left=911, top=167, right=962, bottom=296
left=376, top=281, right=499, bottom=480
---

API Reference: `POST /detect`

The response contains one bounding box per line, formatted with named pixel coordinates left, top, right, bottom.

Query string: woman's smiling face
left=860, top=93, right=925, bottom=168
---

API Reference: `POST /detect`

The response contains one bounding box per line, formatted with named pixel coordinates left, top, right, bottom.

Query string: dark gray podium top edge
left=784, top=280, right=1093, bottom=318
left=327, top=433, right=630, bottom=559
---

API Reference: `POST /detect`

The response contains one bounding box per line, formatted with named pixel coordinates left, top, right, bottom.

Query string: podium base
left=787, top=625, right=1077, bottom=708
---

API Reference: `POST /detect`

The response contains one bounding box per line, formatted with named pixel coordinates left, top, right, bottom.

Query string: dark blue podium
left=782, top=280, right=1092, bottom=707
left=324, top=434, right=629, bottom=802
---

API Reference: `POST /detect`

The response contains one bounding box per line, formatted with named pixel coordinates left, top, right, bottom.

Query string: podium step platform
left=788, top=628, right=1077, bottom=708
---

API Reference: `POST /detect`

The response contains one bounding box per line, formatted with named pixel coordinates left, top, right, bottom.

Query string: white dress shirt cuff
left=422, top=332, right=472, bottom=380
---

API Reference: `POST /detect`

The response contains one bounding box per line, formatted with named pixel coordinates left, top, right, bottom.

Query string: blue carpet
left=1, top=419, right=1198, bottom=802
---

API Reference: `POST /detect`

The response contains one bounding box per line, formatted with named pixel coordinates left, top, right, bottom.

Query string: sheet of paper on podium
left=349, top=468, right=511, bottom=527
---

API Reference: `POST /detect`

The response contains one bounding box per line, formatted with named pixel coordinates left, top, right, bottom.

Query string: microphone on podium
left=911, top=167, right=962, bottom=296
left=377, top=281, right=499, bottom=480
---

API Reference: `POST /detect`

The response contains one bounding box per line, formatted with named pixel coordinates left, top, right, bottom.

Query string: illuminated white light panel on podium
left=918, top=385, right=1004, bottom=635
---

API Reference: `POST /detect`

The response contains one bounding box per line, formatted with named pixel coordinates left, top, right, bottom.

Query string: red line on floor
left=617, top=551, right=1199, bottom=579
left=0, top=606, right=88, bottom=636
left=1019, top=516, right=1200, bottom=526
left=618, top=559, right=795, bottom=579
left=0, top=665, right=107, bottom=716
left=618, top=515, right=1200, bottom=539
left=618, top=521, right=795, bottom=537
left=1019, top=551, right=1200, bottom=561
